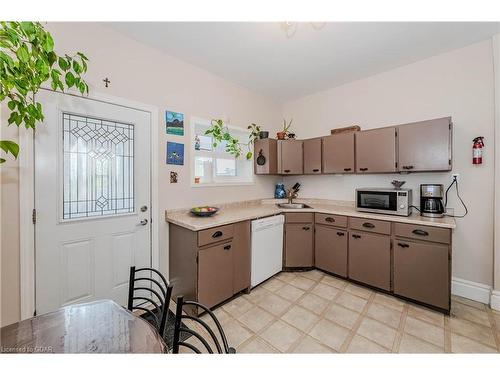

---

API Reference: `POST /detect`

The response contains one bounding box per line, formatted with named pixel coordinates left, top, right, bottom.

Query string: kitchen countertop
left=165, top=199, right=456, bottom=231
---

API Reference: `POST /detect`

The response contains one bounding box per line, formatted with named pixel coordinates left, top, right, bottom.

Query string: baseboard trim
left=490, top=290, right=500, bottom=311
left=451, top=277, right=492, bottom=304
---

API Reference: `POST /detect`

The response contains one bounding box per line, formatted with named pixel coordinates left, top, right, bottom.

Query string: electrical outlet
left=452, top=173, right=460, bottom=181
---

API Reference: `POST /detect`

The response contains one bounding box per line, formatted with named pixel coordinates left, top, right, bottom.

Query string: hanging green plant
left=204, top=119, right=261, bottom=160
left=0, top=21, right=89, bottom=163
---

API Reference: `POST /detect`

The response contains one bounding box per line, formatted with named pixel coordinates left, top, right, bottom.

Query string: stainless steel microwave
left=355, top=188, right=412, bottom=216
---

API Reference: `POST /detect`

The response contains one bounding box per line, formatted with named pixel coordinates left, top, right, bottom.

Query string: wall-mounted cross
left=103, top=77, right=111, bottom=88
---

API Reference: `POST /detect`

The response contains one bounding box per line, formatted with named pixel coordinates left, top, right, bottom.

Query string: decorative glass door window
left=62, top=113, right=135, bottom=219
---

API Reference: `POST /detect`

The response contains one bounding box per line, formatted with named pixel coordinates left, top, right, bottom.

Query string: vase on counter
left=274, top=183, right=286, bottom=199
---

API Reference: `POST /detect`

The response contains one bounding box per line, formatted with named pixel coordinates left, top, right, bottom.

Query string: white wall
left=282, top=40, right=495, bottom=287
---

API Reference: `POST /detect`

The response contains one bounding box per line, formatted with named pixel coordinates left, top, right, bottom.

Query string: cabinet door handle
left=397, top=243, right=410, bottom=248
left=302, top=226, right=310, bottom=231
left=212, top=231, right=223, bottom=238
left=362, top=222, right=375, bottom=229
left=336, top=232, right=345, bottom=236
left=359, top=168, right=368, bottom=171
left=284, top=169, right=291, bottom=173
left=325, top=217, right=335, bottom=223
left=223, top=244, right=232, bottom=251
left=312, top=169, right=320, bottom=172
left=403, top=165, right=414, bottom=170
left=352, top=234, right=361, bottom=239
left=343, top=168, right=351, bottom=172
left=412, top=229, right=429, bottom=236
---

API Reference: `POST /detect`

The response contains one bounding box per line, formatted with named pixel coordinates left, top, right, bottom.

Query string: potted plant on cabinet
left=277, top=118, right=293, bottom=140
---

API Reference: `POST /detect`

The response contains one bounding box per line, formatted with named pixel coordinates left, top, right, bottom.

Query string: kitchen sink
left=276, top=203, right=312, bottom=209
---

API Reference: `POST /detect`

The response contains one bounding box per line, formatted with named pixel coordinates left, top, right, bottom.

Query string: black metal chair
left=127, top=266, right=173, bottom=338
left=172, top=295, right=236, bottom=354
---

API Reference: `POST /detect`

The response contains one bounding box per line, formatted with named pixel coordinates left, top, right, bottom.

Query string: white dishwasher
left=251, top=214, right=285, bottom=288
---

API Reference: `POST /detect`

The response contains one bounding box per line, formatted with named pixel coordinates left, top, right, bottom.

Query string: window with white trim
left=191, top=118, right=253, bottom=186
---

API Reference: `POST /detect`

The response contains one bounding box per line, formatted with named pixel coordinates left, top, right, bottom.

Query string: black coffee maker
left=420, top=184, right=445, bottom=218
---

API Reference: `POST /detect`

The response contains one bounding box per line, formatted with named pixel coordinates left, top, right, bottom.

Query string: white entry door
left=34, top=90, right=151, bottom=314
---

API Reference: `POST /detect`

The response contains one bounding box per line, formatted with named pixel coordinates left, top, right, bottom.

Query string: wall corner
left=493, top=33, right=500, bottom=293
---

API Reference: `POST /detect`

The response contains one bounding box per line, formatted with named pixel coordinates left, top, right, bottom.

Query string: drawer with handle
left=394, top=223, right=451, bottom=244
left=285, top=212, right=314, bottom=223
left=349, top=217, right=391, bottom=235
left=315, top=213, right=347, bottom=228
left=198, top=224, right=234, bottom=247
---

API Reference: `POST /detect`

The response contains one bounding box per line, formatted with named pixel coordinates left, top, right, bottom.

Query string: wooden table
left=0, top=300, right=166, bottom=353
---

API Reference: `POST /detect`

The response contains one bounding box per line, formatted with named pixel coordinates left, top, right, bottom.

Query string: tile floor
left=182, top=270, right=500, bottom=353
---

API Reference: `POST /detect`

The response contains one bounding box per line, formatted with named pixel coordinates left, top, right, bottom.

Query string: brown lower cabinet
left=314, top=225, right=348, bottom=277
left=198, top=241, right=234, bottom=308
left=169, top=220, right=251, bottom=314
left=284, top=222, right=314, bottom=267
left=348, top=230, right=391, bottom=291
left=393, top=239, right=450, bottom=310
left=169, top=212, right=452, bottom=314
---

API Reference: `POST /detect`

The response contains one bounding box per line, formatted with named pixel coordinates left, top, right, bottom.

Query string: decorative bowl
left=190, top=206, right=219, bottom=217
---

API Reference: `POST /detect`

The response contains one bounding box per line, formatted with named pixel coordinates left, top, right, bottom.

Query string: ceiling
left=106, top=22, right=500, bottom=103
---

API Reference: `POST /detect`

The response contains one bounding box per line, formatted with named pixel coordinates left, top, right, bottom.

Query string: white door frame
left=19, top=88, right=159, bottom=319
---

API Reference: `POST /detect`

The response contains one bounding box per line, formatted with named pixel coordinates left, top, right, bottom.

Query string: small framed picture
left=170, top=171, right=178, bottom=183
left=166, top=110, right=184, bottom=136
left=166, top=142, right=184, bottom=165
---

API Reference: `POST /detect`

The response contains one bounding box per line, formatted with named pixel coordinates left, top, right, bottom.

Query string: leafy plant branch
left=0, top=21, right=89, bottom=163
left=282, top=118, right=293, bottom=134
left=204, top=119, right=261, bottom=160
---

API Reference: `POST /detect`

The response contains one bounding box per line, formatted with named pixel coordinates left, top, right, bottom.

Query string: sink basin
left=276, top=203, right=312, bottom=209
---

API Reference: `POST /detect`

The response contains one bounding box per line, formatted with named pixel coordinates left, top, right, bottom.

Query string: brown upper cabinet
left=355, top=127, right=397, bottom=173
left=303, top=138, right=322, bottom=174
left=252, top=116, right=452, bottom=176
left=322, top=133, right=355, bottom=174
left=254, top=138, right=278, bottom=175
left=278, top=140, right=303, bottom=175
left=397, top=117, right=452, bottom=172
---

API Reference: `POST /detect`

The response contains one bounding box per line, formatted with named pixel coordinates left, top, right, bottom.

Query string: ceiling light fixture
left=280, top=22, right=326, bottom=38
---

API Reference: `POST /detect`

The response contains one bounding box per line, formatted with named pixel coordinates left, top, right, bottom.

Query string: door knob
left=139, top=219, right=148, bottom=226
left=140, top=205, right=148, bottom=212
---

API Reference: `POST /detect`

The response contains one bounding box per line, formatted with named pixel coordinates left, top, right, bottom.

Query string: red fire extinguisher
left=472, top=137, right=485, bottom=164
